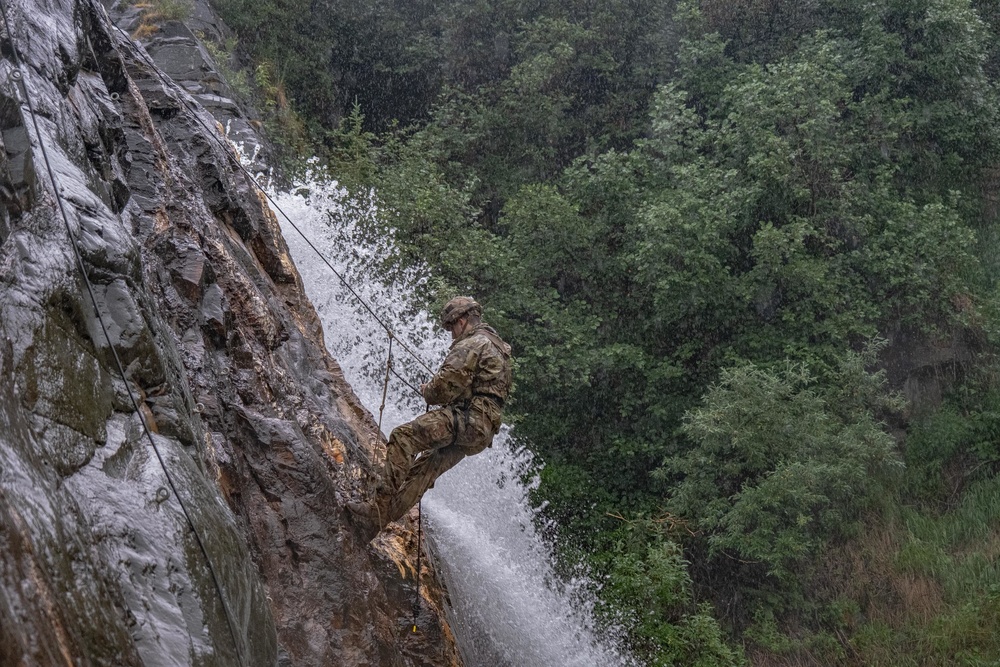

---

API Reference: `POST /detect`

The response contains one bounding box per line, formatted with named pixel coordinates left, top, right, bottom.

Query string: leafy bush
left=905, top=383, right=1000, bottom=502
left=602, top=529, right=747, bottom=666
left=664, top=347, right=903, bottom=588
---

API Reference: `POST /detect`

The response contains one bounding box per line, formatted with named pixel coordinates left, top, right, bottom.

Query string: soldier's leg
left=385, top=410, right=498, bottom=524
left=383, top=407, right=455, bottom=496
left=386, top=445, right=467, bottom=524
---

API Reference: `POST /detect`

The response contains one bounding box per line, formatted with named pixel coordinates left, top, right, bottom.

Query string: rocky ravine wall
left=0, top=0, right=459, bottom=665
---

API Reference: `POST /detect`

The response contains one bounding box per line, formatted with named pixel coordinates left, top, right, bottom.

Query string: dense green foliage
left=213, top=0, right=1000, bottom=662
left=667, top=347, right=904, bottom=587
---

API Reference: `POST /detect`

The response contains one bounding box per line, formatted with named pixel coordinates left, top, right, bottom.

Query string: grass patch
left=847, top=479, right=1000, bottom=665
left=900, top=478, right=1000, bottom=600
left=131, top=0, right=193, bottom=39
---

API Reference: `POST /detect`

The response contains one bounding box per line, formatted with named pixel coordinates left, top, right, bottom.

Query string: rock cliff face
left=0, top=0, right=459, bottom=665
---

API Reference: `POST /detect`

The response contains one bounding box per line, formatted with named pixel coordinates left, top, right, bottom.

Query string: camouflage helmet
left=440, top=296, right=482, bottom=327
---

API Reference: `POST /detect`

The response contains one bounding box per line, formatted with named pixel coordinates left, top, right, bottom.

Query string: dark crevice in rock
left=56, top=41, right=78, bottom=94
left=0, top=89, right=37, bottom=219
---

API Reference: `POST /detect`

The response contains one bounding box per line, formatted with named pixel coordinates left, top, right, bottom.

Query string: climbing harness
left=0, top=5, right=247, bottom=665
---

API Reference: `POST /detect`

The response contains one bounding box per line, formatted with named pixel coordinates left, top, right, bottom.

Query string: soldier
left=349, top=296, right=512, bottom=539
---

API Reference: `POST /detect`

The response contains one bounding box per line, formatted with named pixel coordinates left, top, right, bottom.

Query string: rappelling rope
left=0, top=5, right=247, bottom=665
left=413, top=499, right=422, bottom=634
left=106, top=18, right=435, bottom=393
left=376, top=333, right=394, bottom=442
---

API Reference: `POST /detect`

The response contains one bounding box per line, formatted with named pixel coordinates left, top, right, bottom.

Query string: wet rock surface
left=105, top=0, right=266, bottom=161
left=0, top=0, right=459, bottom=665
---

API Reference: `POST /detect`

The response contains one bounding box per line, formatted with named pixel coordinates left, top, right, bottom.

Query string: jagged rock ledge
left=0, top=0, right=459, bottom=665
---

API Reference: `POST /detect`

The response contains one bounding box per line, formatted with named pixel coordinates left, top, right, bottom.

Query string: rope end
left=412, top=624, right=418, bottom=634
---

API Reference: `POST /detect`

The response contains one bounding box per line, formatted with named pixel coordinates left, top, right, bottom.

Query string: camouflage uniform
left=380, top=322, right=512, bottom=526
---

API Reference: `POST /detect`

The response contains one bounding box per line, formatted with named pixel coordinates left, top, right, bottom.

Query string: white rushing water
left=258, top=164, right=636, bottom=667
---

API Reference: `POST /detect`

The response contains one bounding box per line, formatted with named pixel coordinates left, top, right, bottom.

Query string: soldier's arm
left=423, top=343, right=479, bottom=405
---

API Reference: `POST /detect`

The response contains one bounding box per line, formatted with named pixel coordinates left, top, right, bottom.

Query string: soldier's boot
left=345, top=493, right=391, bottom=542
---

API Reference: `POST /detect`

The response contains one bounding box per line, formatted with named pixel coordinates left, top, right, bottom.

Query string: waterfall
left=262, top=167, right=637, bottom=667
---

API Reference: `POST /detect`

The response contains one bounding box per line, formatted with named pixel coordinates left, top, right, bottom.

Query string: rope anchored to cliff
left=0, top=5, right=248, bottom=665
